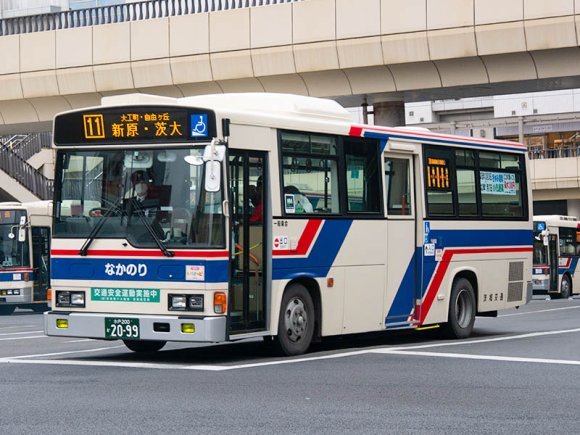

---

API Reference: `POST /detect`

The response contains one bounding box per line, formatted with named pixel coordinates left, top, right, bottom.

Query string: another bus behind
left=0, top=201, right=52, bottom=315
left=533, top=215, right=580, bottom=298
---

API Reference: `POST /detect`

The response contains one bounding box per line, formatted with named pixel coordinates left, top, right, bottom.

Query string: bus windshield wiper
left=78, top=204, right=123, bottom=256
left=130, top=199, right=174, bottom=258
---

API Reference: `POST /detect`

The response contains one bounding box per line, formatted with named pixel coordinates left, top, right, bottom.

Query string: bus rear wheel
left=123, top=340, right=166, bottom=353
left=275, top=284, right=315, bottom=356
left=0, top=305, right=15, bottom=315
left=441, top=278, right=476, bottom=339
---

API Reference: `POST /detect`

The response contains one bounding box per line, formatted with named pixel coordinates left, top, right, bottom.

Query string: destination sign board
left=53, top=106, right=217, bottom=146
left=426, top=157, right=450, bottom=190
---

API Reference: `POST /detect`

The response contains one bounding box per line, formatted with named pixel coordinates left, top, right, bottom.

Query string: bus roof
left=534, top=215, right=579, bottom=226
left=66, top=93, right=526, bottom=153
left=534, top=215, right=577, bottom=221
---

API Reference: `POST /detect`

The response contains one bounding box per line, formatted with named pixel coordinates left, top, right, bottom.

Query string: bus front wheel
left=275, top=284, right=315, bottom=356
left=123, top=340, right=166, bottom=353
left=559, top=275, right=571, bottom=299
left=441, top=278, right=476, bottom=339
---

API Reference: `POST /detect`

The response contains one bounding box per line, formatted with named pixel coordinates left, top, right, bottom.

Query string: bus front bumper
left=532, top=277, right=549, bottom=293
left=44, top=311, right=227, bottom=343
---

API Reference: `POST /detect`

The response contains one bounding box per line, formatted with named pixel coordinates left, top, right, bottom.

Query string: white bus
left=533, top=215, right=580, bottom=298
left=44, top=93, right=533, bottom=355
left=0, top=201, right=52, bottom=315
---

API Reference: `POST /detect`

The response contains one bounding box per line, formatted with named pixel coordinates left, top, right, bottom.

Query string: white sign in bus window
left=480, top=171, right=516, bottom=196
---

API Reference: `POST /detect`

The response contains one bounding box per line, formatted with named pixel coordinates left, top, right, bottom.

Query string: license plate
left=105, top=318, right=140, bottom=340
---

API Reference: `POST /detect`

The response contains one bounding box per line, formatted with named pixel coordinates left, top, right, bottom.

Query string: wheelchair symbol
left=190, top=114, right=208, bottom=137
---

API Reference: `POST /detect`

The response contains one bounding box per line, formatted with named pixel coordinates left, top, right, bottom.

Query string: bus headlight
left=169, top=294, right=204, bottom=312
left=169, top=295, right=187, bottom=310
left=55, top=291, right=85, bottom=308
left=188, top=295, right=204, bottom=311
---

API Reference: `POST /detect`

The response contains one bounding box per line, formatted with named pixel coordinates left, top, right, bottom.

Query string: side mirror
left=205, top=161, right=221, bottom=192
left=541, top=230, right=549, bottom=246
left=18, top=228, right=26, bottom=242
left=203, top=143, right=226, bottom=162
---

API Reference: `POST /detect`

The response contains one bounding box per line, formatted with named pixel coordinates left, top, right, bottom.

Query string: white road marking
left=6, top=345, right=125, bottom=360
left=0, top=325, right=38, bottom=330
left=0, top=335, right=46, bottom=341
left=65, top=339, right=94, bottom=343
left=2, top=327, right=580, bottom=371
left=0, top=330, right=44, bottom=337
left=391, top=327, right=580, bottom=351
left=374, top=350, right=580, bottom=366
left=495, top=306, right=580, bottom=317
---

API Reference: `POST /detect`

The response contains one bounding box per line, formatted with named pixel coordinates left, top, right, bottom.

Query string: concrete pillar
left=567, top=199, right=580, bottom=218
left=518, top=116, right=524, bottom=143
left=372, top=101, right=405, bottom=127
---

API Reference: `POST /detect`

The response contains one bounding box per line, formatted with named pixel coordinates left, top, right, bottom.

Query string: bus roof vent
left=181, top=93, right=352, bottom=122
left=101, top=93, right=179, bottom=107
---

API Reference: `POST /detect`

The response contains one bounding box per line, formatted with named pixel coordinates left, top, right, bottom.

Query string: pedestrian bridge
left=2, top=0, right=580, bottom=133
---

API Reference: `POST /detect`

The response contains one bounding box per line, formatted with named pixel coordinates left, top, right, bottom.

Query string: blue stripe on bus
left=386, top=247, right=421, bottom=323
left=51, top=258, right=229, bottom=283
left=560, top=256, right=579, bottom=274
left=427, top=229, right=533, bottom=248
left=272, top=220, right=352, bottom=280
left=362, top=132, right=526, bottom=153
left=386, top=229, right=532, bottom=324
left=0, top=272, right=34, bottom=282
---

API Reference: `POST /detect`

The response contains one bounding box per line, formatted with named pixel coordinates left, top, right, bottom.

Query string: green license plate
left=105, top=317, right=140, bottom=340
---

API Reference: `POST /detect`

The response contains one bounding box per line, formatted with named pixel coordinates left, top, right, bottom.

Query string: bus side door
left=383, top=154, right=418, bottom=327
left=549, top=233, right=559, bottom=292
left=31, top=226, right=51, bottom=302
left=228, top=151, right=268, bottom=334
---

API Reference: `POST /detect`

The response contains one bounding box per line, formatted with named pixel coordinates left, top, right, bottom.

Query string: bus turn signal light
left=214, top=292, right=227, bottom=314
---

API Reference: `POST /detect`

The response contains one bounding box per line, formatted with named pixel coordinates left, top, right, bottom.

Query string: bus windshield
left=0, top=211, right=30, bottom=268
left=53, top=148, right=225, bottom=249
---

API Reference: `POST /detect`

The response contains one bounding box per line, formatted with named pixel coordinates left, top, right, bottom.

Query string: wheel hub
left=285, top=298, right=308, bottom=343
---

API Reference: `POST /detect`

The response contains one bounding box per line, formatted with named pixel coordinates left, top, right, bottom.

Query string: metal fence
left=0, top=0, right=303, bottom=36
left=0, top=132, right=52, bottom=161
left=0, top=146, right=53, bottom=200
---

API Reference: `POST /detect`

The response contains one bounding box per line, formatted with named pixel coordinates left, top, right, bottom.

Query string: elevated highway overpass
left=2, top=0, right=580, bottom=208
left=2, top=0, right=580, bottom=132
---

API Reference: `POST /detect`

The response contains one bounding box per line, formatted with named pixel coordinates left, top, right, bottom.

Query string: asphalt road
left=1, top=296, right=580, bottom=434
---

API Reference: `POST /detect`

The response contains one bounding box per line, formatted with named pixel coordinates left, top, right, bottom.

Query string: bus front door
left=228, top=151, right=267, bottom=334
left=548, top=234, right=559, bottom=292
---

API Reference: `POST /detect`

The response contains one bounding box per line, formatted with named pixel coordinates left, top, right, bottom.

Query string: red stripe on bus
left=349, top=126, right=364, bottom=137
left=272, top=219, right=323, bottom=256
left=51, top=249, right=229, bottom=258
left=417, top=246, right=533, bottom=325
left=0, top=268, right=33, bottom=273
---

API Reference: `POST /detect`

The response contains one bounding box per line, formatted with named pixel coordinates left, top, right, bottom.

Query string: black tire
left=274, top=284, right=315, bottom=356
left=123, top=340, right=166, bottom=353
left=441, top=278, right=476, bottom=339
left=0, top=305, right=16, bottom=315
left=560, top=275, right=571, bottom=299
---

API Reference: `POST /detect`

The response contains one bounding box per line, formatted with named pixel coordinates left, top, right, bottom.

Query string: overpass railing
left=0, top=132, right=52, bottom=161
left=0, top=0, right=303, bottom=36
